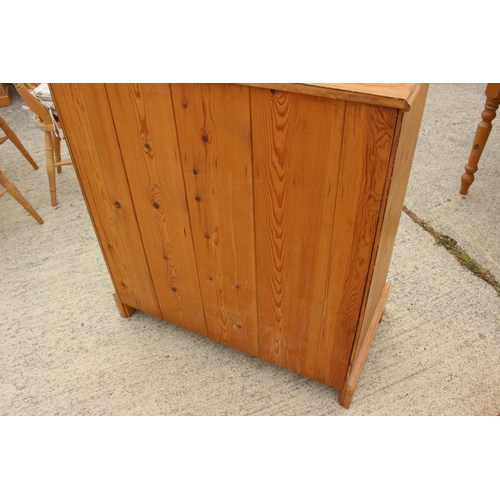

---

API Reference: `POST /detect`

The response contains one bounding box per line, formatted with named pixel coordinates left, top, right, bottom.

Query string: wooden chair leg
left=0, top=169, right=44, bottom=224
left=51, top=131, right=62, bottom=174
left=460, top=84, right=500, bottom=195
left=0, top=115, right=39, bottom=170
left=44, top=130, right=57, bottom=206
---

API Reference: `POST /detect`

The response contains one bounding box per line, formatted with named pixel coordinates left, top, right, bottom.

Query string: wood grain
left=50, top=82, right=428, bottom=408
left=105, top=84, right=207, bottom=335
left=315, top=101, right=398, bottom=389
left=50, top=84, right=162, bottom=318
left=338, top=84, right=429, bottom=402
left=251, top=87, right=346, bottom=378
left=243, top=84, right=418, bottom=110
left=170, top=84, right=258, bottom=355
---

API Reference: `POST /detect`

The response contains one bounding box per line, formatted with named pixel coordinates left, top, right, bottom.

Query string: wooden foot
left=460, top=83, right=500, bottom=195
left=378, top=305, right=387, bottom=323
left=113, top=293, right=136, bottom=318
left=338, top=282, right=391, bottom=409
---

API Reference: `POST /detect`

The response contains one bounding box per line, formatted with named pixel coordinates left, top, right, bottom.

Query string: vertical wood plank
left=50, top=84, right=162, bottom=318
left=251, top=88, right=346, bottom=378
left=105, top=84, right=207, bottom=335
left=170, top=84, right=258, bottom=356
left=315, top=102, right=398, bottom=389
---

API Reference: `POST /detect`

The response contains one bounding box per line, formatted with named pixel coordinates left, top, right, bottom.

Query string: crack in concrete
left=402, top=205, right=500, bottom=296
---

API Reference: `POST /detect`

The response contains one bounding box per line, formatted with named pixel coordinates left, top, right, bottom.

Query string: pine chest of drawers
left=51, top=83, right=428, bottom=407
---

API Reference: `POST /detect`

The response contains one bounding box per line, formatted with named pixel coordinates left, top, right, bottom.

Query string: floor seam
left=402, top=205, right=500, bottom=296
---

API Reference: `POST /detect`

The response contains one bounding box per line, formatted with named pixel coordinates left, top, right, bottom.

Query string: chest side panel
left=315, top=102, right=398, bottom=388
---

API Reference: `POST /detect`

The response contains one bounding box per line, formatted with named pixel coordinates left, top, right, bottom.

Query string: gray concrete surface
left=1, top=84, right=499, bottom=415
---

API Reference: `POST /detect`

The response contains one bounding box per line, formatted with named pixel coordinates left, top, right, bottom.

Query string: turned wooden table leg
left=460, top=83, right=500, bottom=195
left=0, top=169, right=44, bottom=224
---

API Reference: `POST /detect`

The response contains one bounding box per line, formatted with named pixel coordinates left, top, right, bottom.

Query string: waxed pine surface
left=50, top=82, right=407, bottom=399
left=1, top=84, right=499, bottom=415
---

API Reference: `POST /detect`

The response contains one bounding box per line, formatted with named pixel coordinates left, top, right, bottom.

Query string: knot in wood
left=115, top=201, right=121, bottom=208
